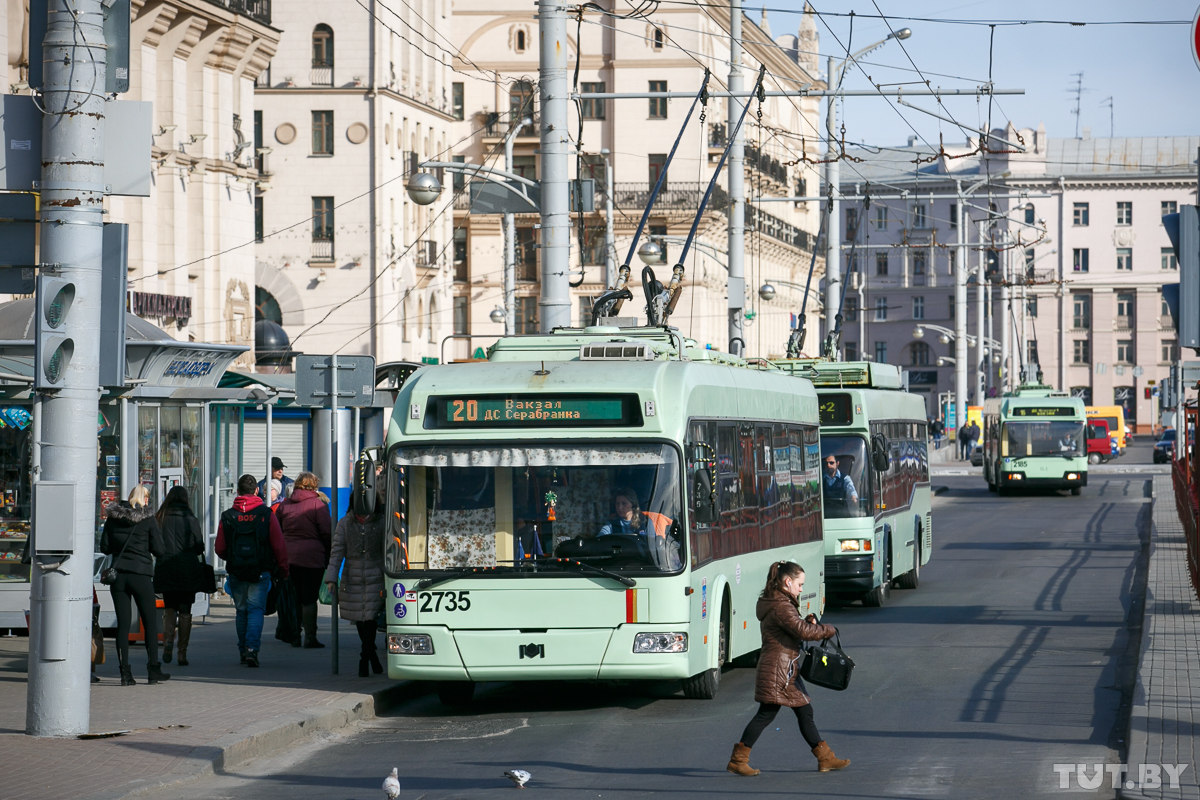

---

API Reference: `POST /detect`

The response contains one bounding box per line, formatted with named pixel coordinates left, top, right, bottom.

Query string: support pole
left=976, top=219, right=986, bottom=404
left=823, top=56, right=840, bottom=350
left=26, top=0, right=106, bottom=737
left=1000, top=237, right=1010, bottom=393
left=727, top=0, right=745, bottom=355
left=503, top=122, right=525, bottom=336
left=954, top=183, right=968, bottom=440
left=265, top=401, right=272, bottom=502
left=603, top=149, right=615, bottom=290
left=537, top=0, right=571, bottom=332
left=329, top=355, right=339, bottom=674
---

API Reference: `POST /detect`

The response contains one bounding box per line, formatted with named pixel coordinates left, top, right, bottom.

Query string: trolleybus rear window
left=385, top=443, right=682, bottom=575
left=818, top=394, right=854, bottom=426
left=428, top=394, right=642, bottom=428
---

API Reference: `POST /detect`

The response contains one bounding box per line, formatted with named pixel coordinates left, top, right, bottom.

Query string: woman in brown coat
left=727, top=561, right=850, bottom=777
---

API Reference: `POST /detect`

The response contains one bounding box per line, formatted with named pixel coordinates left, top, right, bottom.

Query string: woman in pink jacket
left=274, top=472, right=332, bottom=648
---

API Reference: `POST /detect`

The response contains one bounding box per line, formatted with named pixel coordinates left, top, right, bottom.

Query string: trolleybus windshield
left=385, top=443, right=684, bottom=575
left=819, top=436, right=872, bottom=519
left=1005, top=420, right=1085, bottom=458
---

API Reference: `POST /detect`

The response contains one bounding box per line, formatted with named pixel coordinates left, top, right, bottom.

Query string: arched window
left=910, top=342, right=931, bottom=366
left=652, top=28, right=664, bottom=49
left=510, top=80, right=535, bottom=124
left=312, top=25, right=334, bottom=67
left=255, top=287, right=283, bottom=324
left=515, top=29, right=527, bottom=52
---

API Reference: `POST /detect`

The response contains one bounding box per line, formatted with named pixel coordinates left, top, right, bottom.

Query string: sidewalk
left=1121, top=475, right=1200, bottom=800
left=0, top=597, right=417, bottom=800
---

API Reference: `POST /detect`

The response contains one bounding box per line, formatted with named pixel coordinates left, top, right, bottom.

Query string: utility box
left=29, top=0, right=131, bottom=94
left=33, top=482, right=75, bottom=555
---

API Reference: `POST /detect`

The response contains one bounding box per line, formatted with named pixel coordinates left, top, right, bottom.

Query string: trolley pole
left=727, top=0, right=746, bottom=356
left=1000, top=235, right=1011, bottom=392
left=503, top=120, right=528, bottom=336
left=823, top=56, right=840, bottom=351
left=26, top=0, right=106, bottom=736
left=537, top=0, right=571, bottom=332
left=954, top=183, right=968, bottom=438
left=976, top=219, right=987, bottom=404
left=603, top=149, right=616, bottom=290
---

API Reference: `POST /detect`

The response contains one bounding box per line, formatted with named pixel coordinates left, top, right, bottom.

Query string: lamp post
left=824, top=28, right=912, bottom=347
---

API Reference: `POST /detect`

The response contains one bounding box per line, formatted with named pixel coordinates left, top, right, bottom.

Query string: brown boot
left=161, top=609, right=177, bottom=663
left=726, top=743, right=760, bottom=777
left=812, top=741, right=850, bottom=772
left=176, top=614, right=192, bottom=666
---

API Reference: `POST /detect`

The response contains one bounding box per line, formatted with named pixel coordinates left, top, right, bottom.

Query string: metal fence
left=311, top=240, right=334, bottom=262
left=204, top=0, right=271, bottom=25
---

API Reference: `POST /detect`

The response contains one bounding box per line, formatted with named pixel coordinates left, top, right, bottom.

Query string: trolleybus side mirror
left=351, top=454, right=378, bottom=517
left=871, top=434, right=890, bottom=473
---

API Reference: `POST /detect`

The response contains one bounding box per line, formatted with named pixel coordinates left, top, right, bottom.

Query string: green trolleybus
left=982, top=384, right=1087, bottom=496
left=378, top=327, right=827, bottom=704
left=777, top=360, right=932, bottom=606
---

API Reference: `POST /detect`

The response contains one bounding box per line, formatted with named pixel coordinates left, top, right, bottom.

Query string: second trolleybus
left=982, top=384, right=1088, bottom=495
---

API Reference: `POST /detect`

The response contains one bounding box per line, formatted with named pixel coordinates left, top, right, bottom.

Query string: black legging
left=290, top=566, right=324, bottom=606
left=740, top=703, right=822, bottom=749
left=110, top=572, right=159, bottom=666
left=161, top=591, right=193, bottom=615
left=356, top=620, right=378, bottom=657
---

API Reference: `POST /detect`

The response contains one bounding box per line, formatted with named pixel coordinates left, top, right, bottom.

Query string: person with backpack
left=154, top=486, right=206, bottom=666
left=216, top=474, right=290, bottom=667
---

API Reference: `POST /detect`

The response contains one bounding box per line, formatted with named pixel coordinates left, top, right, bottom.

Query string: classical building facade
left=253, top=0, right=456, bottom=364
left=448, top=3, right=825, bottom=359
left=837, top=127, right=1198, bottom=431
left=2, top=0, right=279, bottom=363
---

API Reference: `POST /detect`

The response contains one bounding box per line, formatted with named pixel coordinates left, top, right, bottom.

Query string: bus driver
left=822, top=456, right=859, bottom=518
left=598, top=488, right=680, bottom=569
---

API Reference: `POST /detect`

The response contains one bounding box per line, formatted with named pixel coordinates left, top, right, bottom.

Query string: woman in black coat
left=154, top=486, right=206, bottom=666
left=100, top=485, right=170, bottom=686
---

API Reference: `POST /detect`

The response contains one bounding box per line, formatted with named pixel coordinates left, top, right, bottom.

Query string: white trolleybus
left=982, top=384, right=1088, bottom=496
left=373, top=327, right=827, bottom=704
left=775, top=360, right=932, bottom=606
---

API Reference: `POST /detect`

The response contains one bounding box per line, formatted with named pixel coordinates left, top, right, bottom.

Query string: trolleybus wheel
left=683, top=602, right=729, bottom=699
left=862, top=541, right=891, bottom=607
left=895, top=527, right=921, bottom=590
left=436, top=681, right=475, bottom=706
left=1088, top=453, right=1102, bottom=464
left=1070, top=486, right=1082, bottom=496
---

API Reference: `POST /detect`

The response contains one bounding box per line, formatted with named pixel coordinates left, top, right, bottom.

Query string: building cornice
left=255, top=87, right=455, bottom=121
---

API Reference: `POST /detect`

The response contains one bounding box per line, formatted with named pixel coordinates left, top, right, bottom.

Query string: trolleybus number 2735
left=418, top=591, right=472, bottom=612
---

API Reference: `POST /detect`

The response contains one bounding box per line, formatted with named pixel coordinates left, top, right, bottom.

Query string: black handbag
left=100, top=527, right=135, bottom=585
left=800, top=632, right=855, bottom=691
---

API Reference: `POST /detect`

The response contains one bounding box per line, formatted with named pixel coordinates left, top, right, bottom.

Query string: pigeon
left=503, top=769, right=532, bottom=789
left=382, top=767, right=401, bottom=799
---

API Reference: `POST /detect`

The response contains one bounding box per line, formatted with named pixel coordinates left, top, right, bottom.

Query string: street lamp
left=759, top=283, right=777, bottom=302
left=637, top=240, right=664, bottom=265
left=406, top=172, right=442, bottom=205
left=937, top=356, right=956, bottom=367
left=489, top=306, right=505, bottom=324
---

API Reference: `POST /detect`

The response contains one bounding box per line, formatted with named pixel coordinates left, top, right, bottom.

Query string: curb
left=1117, top=479, right=1156, bottom=800
left=85, top=680, right=427, bottom=800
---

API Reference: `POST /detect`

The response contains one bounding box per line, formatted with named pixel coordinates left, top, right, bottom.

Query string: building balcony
left=478, top=110, right=539, bottom=140
left=614, top=182, right=706, bottom=211
left=203, top=0, right=271, bottom=26
left=416, top=239, right=439, bottom=267
left=311, top=238, right=334, bottom=262
left=310, top=65, right=333, bottom=87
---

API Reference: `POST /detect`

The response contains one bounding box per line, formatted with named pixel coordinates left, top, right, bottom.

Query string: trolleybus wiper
left=544, top=558, right=637, bottom=587
left=413, top=566, right=490, bottom=591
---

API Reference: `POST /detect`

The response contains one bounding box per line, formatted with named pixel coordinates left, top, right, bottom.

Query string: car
left=970, top=443, right=984, bottom=467
left=1154, top=429, right=1177, bottom=464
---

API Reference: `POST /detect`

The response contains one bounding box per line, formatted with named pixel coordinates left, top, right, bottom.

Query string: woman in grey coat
left=324, top=503, right=386, bottom=676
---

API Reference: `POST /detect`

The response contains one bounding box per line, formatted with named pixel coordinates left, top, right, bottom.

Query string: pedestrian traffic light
left=1163, top=205, right=1200, bottom=352
left=35, top=276, right=76, bottom=389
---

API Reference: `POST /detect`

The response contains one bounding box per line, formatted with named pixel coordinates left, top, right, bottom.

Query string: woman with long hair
left=154, top=486, right=206, bottom=666
left=275, top=471, right=332, bottom=648
left=100, top=485, right=169, bottom=685
left=726, top=561, right=848, bottom=777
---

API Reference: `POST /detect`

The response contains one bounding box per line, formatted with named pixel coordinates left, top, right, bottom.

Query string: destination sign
left=1012, top=407, right=1075, bottom=417
left=818, top=393, right=854, bottom=426
left=432, top=395, right=639, bottom=428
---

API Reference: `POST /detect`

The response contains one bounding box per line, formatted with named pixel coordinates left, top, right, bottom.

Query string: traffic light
left=35, top=276, right=76, bottom=389
left=1163, top=205, right=1200, bottom=352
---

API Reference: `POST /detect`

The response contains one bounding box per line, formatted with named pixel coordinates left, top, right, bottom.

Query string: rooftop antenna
left=1100, top=96, right=1113, bottom=138
left=591, top=72, right=711, bottom=326
left=645, top=65, right=768, bottom=328
left=1068, top=72, right=1084, bottom=139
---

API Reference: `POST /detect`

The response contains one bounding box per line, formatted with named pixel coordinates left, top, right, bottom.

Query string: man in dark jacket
left=216, top=474, right=290, bottom=667
left=258, top=457, right=294, bottom=506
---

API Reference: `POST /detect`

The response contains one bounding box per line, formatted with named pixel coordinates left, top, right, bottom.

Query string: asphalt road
left=155, top=472, right=1153, bottom=800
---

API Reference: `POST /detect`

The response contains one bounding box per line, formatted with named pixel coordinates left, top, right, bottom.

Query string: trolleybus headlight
left=388, top=633, right=434, bottom=655
left=1067, top=473, right=1079, bottom=480
left=633, top=632, right=688, bottom=653
left=839, top=539, right=873, bottom=552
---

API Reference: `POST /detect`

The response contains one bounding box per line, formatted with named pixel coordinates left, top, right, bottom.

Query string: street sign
left=1193, top=4, right=1200, bottom=73
left=294, top=355, right=376, bottom=407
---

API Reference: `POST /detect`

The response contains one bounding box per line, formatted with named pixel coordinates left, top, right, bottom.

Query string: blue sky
left=756, top=0, right=1200, bottom=147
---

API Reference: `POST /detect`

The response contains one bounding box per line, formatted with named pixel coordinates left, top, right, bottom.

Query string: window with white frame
left=1116, top=201, right=1132, bottom=226
left=1116, top=248, right=1132, bottom=271
left=1163, top=247, right=1178, bottom=270
left=912, top=296, right=924, bottom=320
left=874, top=297, right=887, bottom=321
